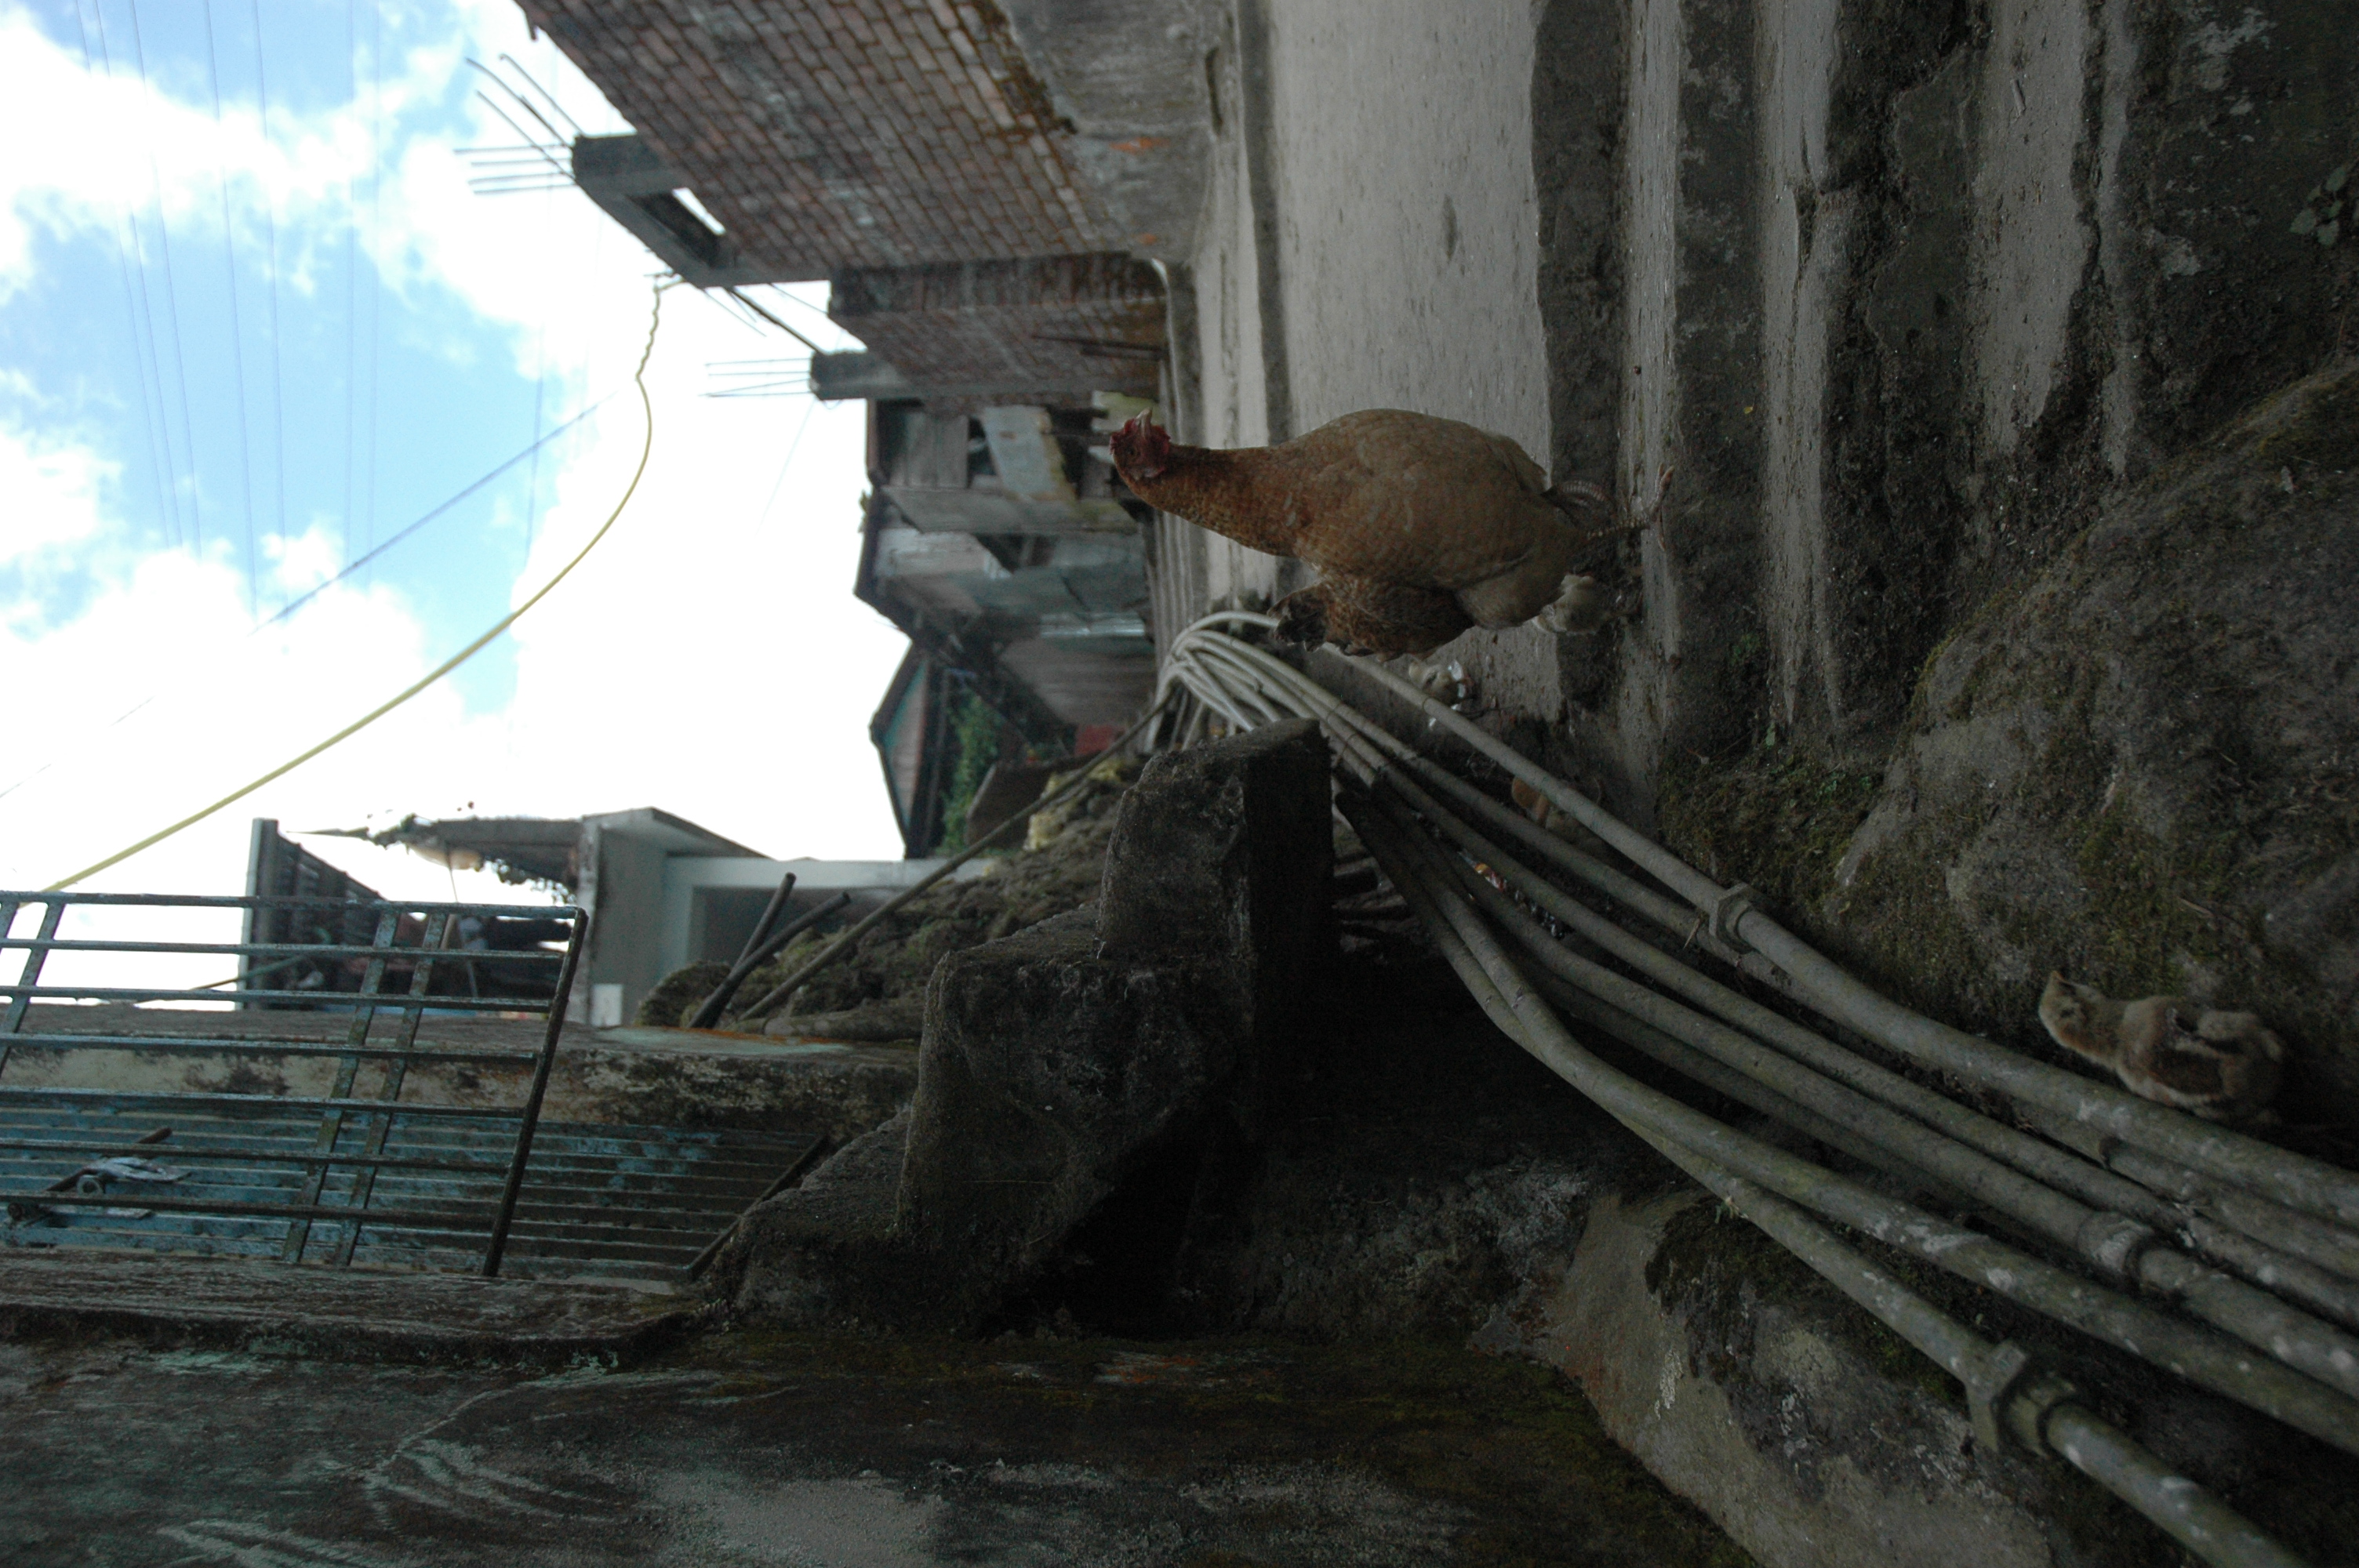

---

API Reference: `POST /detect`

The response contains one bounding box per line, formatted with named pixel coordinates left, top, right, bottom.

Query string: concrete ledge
left=9, top=1009, right=920, bottom=1147
left=0, top=1249, right=697, bottom=1367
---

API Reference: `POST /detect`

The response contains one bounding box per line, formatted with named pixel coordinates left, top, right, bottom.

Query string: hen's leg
left=1279, top=575, right=1470, bottom=657
left=1537, top=573, right=1648, bottom=634
left=1543, top=478, right=1613, bottom=517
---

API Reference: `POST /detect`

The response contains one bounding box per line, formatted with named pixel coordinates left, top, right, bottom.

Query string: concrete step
left=0, top=1248, right=696, bottom=1367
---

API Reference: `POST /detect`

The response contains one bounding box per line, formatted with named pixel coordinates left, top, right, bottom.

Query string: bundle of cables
left=1157, top=612, right=2359, bottom=1568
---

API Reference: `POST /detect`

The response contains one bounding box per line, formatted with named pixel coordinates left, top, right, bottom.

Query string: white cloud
left=0, top=415, right=111, bottom=562
left=0, top=0, right=911, bottom=916
left=0, top=289, right=907, bottom=896
left=0, top=5, right=409, bottom=300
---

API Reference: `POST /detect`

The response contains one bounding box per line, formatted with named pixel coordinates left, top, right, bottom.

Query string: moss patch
left=1644, top=1198, right=1958, bottom=1413
left=1656, top=730, right=1885, bottom=921
left=1770, top=362, right=2359, bottom=1127
left=632, top=960, right=732, bottom=1029
left=931, top=690, right=1015, bottom=856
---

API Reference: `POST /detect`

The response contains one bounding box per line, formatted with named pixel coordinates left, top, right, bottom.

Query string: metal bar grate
left=0, top=1104, right=817, bottom=1283
left=0, top=889, right=587, bottom=1276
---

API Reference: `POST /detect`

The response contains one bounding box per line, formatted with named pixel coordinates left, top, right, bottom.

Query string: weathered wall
left=1520, top=0, right=2359, bottom=1113
left=1537, top=0, right=2358, bottom=818
left=993, top=0, right=1219, bottom=263
left=525, top=0, right=1118, bottom=279
left=1826, top=363, right=2359, bottom=1119
left=829, top=254, right=1165, bottom=401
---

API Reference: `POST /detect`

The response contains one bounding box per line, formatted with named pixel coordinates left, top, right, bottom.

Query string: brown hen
left=1110, top=409, right=1633, bottom=656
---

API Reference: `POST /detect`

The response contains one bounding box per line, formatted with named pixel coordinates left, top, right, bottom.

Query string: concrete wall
left=1532, top=0, right=2359, bottom=815
left=1161, top=0, right=1584, bottom=715
left=577, top=827, right=672, bottom=1028
left=1156, top=0, right=2352, bottom=816
left=993, top=0, right=1219, bottom=265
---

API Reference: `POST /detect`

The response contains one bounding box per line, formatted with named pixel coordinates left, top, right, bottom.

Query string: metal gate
left=0, top=889, right=585, bottom=1277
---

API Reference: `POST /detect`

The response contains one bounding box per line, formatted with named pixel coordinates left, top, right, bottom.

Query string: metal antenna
left=725, top=288, right=825, bottom=354
left=499, top=53, right=584, bottom=139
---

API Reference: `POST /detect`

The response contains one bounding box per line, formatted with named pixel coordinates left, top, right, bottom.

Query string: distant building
left=856, top=392, right=1154, bottom=852
left=337, top=811, right=985, bottom=1027
left=528, top=1, right=1189, bottom=403
left=519, top=0, right=1198, bottom=849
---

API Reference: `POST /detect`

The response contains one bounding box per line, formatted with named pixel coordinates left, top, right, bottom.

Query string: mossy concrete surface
left=0, top=1323, right=1750, bottom=1566
left=634, top=764, right=1139, bottom=1037
left=1822, top=361, right=2359, bottom=1128
left=1502, top=1185, right=2359, bottom=1568
left=714, top=724, right=1333, bottom=1336
left=1166, top=948, right=2359, bottom=1567
left=7, top=1004, right=917, bottom=1147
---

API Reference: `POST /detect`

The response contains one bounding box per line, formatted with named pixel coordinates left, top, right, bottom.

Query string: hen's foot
left=1536, top=572, right=1623, bottom=635
left=1401, top=656, right=1474, bottom=706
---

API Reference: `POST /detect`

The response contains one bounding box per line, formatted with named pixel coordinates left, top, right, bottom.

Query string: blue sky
left=0, top=0, right=910, bottom=900
left=9, top=0, right=605, bottom=712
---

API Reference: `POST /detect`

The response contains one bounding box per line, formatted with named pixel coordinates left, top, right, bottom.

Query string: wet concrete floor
left=2, top=1326, right=1747, bottom=1566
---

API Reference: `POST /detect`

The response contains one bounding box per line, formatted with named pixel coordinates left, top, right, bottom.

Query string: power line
left=259, top=396, right=613, bottom=633
left=43, top=285, right=674, bottom=893
left=497, top=54, right=583, bottom=139
left=526, top=303, right=550, bottom=554
left=126, top=0, right=206, bottom=554
left=249, top=0, right=289, bottom=586
left=365, top=0, right=383, bottom=578
left=755, top=397, right=820, bottom=530
left=72, top=0, right=176, bottom=547
left=0, top=394, right=613, bottom=810
left=200, top=0, right=258, bottom=616
left=341, top=0, right=357, bottom=568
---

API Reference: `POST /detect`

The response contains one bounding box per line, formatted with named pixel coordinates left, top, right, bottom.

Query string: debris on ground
left=634, top=759, right=1141, bottom=1038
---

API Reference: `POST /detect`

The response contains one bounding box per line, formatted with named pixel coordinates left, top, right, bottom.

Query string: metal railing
left=0, top=890, right=587, bottom=1277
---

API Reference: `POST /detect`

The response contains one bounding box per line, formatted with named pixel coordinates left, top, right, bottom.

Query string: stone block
left=891, top=913, right=1241, bottom=1325
left=718, top=1109, right=938, bottom=1327
left=1095, top=715, right=1332, bottom=978
left=723, top=720, right=1335, bottom=1330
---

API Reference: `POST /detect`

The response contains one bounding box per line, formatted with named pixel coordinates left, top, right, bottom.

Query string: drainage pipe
left=1263, top=641, right=2359, bottom=1326
left=1391, top=785, right=2359, bottom=1403
left=1345, top=784, right=2310, bottom=1568
left=1340, top=782, right=2359, bottom=1457
left=1194, top=634, right=2359, bottom=1310
left=1334, top=649, right=2359, bottom=1235
left=1179, top=629, right=2359, bottom=1416
left=1354, top=740, right=2359, bottom=1338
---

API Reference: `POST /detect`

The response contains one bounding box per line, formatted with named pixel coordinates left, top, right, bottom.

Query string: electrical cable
left=0, top=395, right=613, bottom=809
left=497, top=55, right=583, bottom=138
left=42, top=283, right=675, bottom=892
left=127, top=0, right=205, bottom=554
left=1158, top=623, right=2332, bottom=1565
left=249, top=0, right=289, bottom=579
left=199, top=0, right=258, bottom=616
left=343, top=0, right=358, bottom=569
left=70, top=0, right=175, bottom=547
left=365, top=0, right=383, bottom=576
left=754, top=397, right=820, bottom=529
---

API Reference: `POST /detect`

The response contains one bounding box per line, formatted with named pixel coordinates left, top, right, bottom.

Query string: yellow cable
left=45, top=282, right=676, bottom=892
